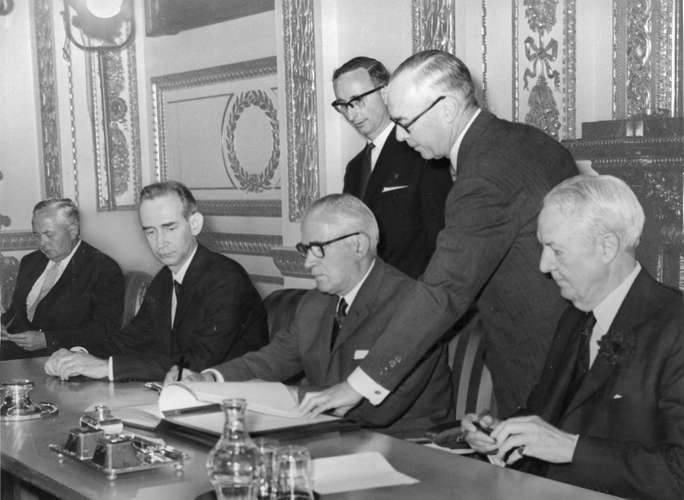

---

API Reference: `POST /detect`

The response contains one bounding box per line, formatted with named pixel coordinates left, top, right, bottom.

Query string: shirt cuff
left=202, top=368, right=224, bottom=382
left=108, top=356, right=114, bottom=382
left=347, top=367, right=390, bottom=406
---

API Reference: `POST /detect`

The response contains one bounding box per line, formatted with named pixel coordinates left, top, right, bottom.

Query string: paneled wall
left=1, top=0, right=681, bottom=303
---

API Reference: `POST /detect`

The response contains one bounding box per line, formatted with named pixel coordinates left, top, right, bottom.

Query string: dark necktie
left=358, top=142, right=375, bottom=198
left=562, top=312, right=596, bottom=411
left=172, top=280, right=182, bottom=327
left=330, top=298, right=348, bottom=351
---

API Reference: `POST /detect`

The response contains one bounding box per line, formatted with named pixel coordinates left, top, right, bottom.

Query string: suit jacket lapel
left=23, top=255, right=49, bottom=300
left=345, top=153, right=364, bottom=198
left=456, top=110, right=495, bottom=176
left=363, top=127, right=402, bottom=203
left=528, top=307, right=585, bottom=423
left=329, top=261, right=383, bottom=358
left=34, top=242, right=87, bottom=318
left=44, top=242, right=85, bottom=299
left=562, top=270, right=652, bottom=418
left=171, top=246, right=207, bottom=330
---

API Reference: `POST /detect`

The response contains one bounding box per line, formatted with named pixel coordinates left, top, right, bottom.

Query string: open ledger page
left=114, top=380, right=339, bottom=434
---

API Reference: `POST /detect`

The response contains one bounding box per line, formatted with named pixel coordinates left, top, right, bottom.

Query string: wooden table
left=1, top=358, right=620, bottom=499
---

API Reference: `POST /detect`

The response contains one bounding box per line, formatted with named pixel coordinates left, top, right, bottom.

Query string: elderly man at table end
left=464, top=175, right=684, bottom=500
left=300, top=49, right=577, bottom=419
left=1, top=198, right=124, bottom=360
left=45, top=181, right=268, bottom=381
left=169, top=194, right=452, bottom=435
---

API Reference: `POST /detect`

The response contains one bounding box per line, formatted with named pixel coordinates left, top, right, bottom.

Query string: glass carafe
left=206, top=398, right=258, bottom=500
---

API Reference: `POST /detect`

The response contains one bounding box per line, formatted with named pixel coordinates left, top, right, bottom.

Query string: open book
left=114, top=381, right=343, bottom=437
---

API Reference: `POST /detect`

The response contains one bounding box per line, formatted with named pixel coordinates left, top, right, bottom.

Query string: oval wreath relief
left=221, top=89, right=280, bottom=192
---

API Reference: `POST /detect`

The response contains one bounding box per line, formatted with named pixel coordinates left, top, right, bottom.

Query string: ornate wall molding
left=197, top=199, right=282, bottom=217
left=0, top=232, right=39, bottom=252
left=32, top=0, right=62, bottom=198
left=152, top=57, right=282, bottom=217
left=480, top=0, right=488, bottom=107
left=87, top=45, right=143, bottom=211
left=512, top=0, right=576, bottom=139
left=564, top=127, right=684, bottom=287
left=271, top=246, right=309, bottom=279
left=199, top=232, right=282, bottom=256
left=613, top=0, right=681, bottom=118
left=282, top=0, right=319, bottom=222
left=411, top=0, right=456, bottom=53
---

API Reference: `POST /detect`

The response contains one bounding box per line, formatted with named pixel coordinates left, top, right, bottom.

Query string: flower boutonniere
left=597, top=329, right=636, bottom=365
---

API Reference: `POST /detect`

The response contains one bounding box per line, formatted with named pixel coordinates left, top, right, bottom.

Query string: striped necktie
left=330, top=297, right=348, bottom=351
left=27, top=262, right=60, bottom=322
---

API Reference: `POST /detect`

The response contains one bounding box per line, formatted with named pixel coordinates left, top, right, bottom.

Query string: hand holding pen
left=462, top=411, right=499, bottom=454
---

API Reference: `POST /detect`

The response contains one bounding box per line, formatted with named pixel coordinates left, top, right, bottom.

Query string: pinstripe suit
left=357, top=110, right=578, bottom=416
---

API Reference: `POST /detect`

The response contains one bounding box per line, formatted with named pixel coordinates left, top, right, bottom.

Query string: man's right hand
left=163, top=365, right=212, bottom=385
left=462, top=412, right=500, bottom=454
left=44, top=349, right=108, bottom=380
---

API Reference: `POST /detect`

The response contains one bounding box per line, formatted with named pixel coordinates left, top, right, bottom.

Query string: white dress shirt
left=26, top=240, right=82, bottom=312
left=368, top=122, right=394, bottom=171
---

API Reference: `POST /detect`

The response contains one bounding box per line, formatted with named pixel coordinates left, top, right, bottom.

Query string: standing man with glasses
left=331, top=56, right=452, bottom=278
left=301, top=50, right=579, bottom=419
left=168, top=194, right=452, bottom=436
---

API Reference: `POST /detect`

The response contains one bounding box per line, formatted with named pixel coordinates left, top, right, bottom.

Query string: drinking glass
left=253, top=437, right=279, bottom=500
left=272, top=445, right=314, bottom=500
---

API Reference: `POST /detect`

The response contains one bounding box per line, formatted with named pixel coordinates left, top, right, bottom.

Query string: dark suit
left=519, top=269, right=684, bottom=499
left=1, top=241, right=124, bottom=359
left=343, top=127, right=452, bottom=278
left=357, top=111, right=578, bottom=416
left=99, top=244, right=268, bottom=381
left=213, top=258, right=452, bottom=434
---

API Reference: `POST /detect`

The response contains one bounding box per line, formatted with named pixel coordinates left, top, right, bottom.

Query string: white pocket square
left=354, top=350, right=369, bottom=360
left=382, top=185, right=408, bottom=193
left=612, top=394, right=623, bottom=400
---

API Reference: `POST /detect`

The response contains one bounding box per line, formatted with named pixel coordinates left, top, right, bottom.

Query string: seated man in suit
left=1, top=198, right=124, bottom=359
left=168, top=194, right=452, bottom=435
left=464, top=175, right=684, bottom=500
left=44, top=181, right=268, bottom=381
left=332, top=56, right=452, bottom=278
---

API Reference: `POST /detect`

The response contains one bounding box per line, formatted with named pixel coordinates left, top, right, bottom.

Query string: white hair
left=543, top=174, right=645, bottom=250
left=305, top=194, right=379, bottom=253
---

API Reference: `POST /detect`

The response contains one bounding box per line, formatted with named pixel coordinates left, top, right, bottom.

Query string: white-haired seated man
left=464, top=174, right=684, bottom=500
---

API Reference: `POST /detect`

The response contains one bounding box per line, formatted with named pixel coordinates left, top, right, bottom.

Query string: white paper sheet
left=312, top=451, right=419, bottom=494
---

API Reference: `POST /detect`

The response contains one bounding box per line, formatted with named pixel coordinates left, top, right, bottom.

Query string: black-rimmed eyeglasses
left=391, top=95, right=446, bottom=133
left=295, top=232, right=360, bottom=258
left=331, top=85, right=385, bottom=113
